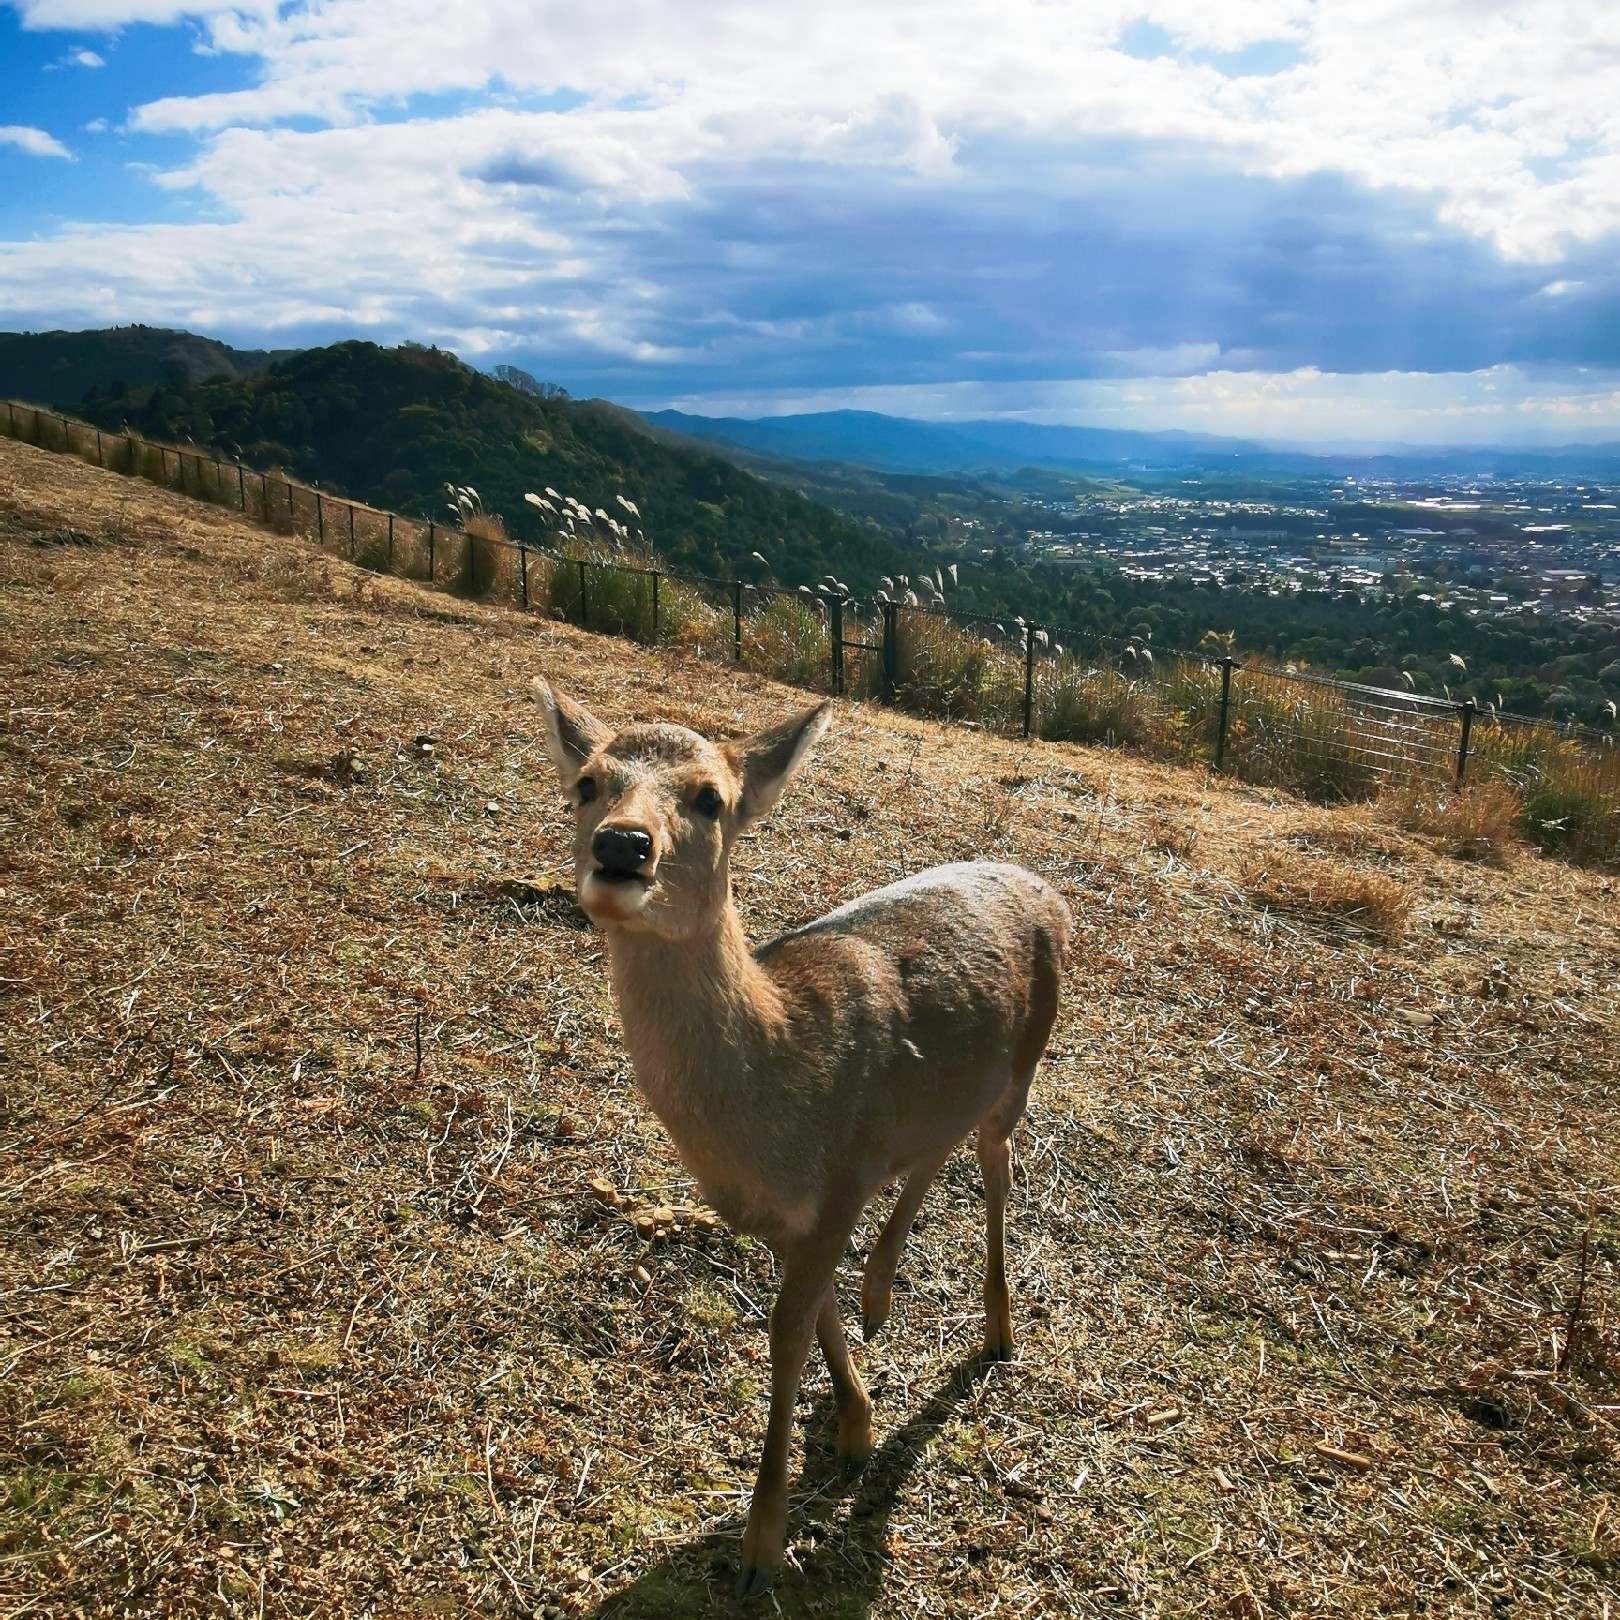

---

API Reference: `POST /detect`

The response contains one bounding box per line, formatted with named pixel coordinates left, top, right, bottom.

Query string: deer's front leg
left=736, top=1223, right=852, bottom=1597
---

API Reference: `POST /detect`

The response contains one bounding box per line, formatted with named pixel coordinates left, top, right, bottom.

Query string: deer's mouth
left=580, top=865, right=655, bottom=918
left=589, top=863, right=651, bottom=888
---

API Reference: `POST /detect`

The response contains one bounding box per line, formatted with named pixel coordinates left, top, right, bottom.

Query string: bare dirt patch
left=2, top=438, right=1617, bottom=1617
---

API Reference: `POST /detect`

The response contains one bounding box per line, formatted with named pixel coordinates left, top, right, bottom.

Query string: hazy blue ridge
left=647, top=408, right=1620, bottom=482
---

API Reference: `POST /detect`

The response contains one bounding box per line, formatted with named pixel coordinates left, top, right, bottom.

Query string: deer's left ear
left=534, top=678, right=613, bottom=792
left=727, top=702, right=832, bottom=830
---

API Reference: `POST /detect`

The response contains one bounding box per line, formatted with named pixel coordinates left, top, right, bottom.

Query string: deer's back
left=756, top=862, right=1070, bottom=1175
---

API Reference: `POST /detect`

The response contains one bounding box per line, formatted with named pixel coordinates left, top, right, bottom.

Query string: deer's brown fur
left=535, top=680, right=1070, bottom=1595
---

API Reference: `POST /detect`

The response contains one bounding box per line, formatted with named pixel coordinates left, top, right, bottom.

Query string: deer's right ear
left=534, top=679, right=613, bottom=792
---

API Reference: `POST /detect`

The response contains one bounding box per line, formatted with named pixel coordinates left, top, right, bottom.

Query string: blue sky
left=3, top=0, right=1619, bottom=445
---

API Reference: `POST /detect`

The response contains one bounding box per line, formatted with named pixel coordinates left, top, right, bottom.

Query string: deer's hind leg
left=978, top=928, right=1063, bottom=1361
left=976, top=1124, right=1016, bottom=1361
left=861, top=1143, right=954, bottom=1342
left=816, top=1287, right=874, bottom=1480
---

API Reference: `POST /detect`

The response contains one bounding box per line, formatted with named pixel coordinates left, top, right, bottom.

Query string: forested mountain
left=0, top=325, right=293, bottom=412
left=72, top=340, right=912, bottom=587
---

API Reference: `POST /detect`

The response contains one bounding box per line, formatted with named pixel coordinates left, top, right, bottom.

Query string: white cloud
left=14, top=0, right=255, bottom=25
left=70, top=47, right=106, bottom=67
left=0, top=125, right=74, bottom=159
left=2, top=0, right=1617, bottom=433
left=34, top=0, right=1607, bottom=263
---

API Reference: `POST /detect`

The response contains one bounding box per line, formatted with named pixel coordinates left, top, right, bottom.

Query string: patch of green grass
left=162, top=1331, right=214, bottom=1377
left=4, top=1462, right=75, bottom=1521
left=680, top=1284, right=739, bottom=1336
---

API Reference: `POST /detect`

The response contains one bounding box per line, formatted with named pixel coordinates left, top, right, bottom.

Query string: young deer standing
left=535, top=680, right=1069, bottom=1595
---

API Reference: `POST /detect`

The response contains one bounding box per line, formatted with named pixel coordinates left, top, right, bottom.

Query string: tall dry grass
left=889, top=611, right=1020, bottom=726
left=1386, top=778, right=1524, bottom=865
left=746, top=593, right=831, bottom=687
left=1470, top=722, right=1620, bottom=867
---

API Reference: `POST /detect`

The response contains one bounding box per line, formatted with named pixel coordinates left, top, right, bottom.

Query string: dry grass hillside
left=1, top=436, right=1616, bottom=1619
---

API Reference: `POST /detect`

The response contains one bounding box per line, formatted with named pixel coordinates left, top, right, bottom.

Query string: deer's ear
left=728, top=702, right=832, bottom=830
left=534, top=678, right=613, bottom=791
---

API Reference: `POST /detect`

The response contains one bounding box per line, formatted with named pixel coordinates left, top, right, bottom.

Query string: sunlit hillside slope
left=1, top=438, right=1615, bottom=1617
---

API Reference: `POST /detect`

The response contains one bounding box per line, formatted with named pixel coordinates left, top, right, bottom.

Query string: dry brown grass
left=1239, top=848, right=1414, bottom=937
left=463, top=511, right=521, bottom=600
left=1388, top=778, right=1526, bottom=866
left=2, top=437, right=1618, bottom=1619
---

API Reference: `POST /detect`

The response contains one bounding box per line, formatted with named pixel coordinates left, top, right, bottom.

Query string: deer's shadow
left=584, top=1356, right=996, bottom=1618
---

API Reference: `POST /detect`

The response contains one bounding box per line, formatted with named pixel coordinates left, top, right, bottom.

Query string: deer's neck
left=603, top=903, right=784, bottom=1124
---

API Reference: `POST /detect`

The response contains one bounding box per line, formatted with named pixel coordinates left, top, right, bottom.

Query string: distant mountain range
left=5, top=326, right=1617, bottom=484
left=645, top=407, right=1620, bottom=483
left=3, top=325, right=1615, bottom=725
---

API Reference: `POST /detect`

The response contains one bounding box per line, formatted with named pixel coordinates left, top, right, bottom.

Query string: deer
left=534, top=679, right=1070, bottom=1596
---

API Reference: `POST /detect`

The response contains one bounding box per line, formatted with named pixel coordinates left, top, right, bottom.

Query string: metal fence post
left=287, top=479, right=295, bottom=527
left=882, top=601, right=897, bottom=700
left=95, top=429, right=104, bottom=466
left=577, top=557, right=588, bottom=626
left=650, top=571, right=660, bottom=642
left=1022, top=624, right=1036, bottom=738
left=829, top=594, right=844, bottom=695
left=236, top=463, right=245, bottom=510
left=387, top=513, right=395, bottom=570
left=1455, top=698, right=1476, bottom=786
left=519, top=542, right=529, bottom=609
left=348, top=503, right=356, bottom=558
left=1214, top=657, right=1235, bottom=772
left=732, top=581, right=743, bottom=661
left=315, top=491, right=325, bottom=546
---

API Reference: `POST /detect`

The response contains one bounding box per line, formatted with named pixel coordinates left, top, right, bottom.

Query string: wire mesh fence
left=1225, top=666, right=1465, bottom=803
left=5, top=395, right=1616, bottom=865
left=1470, top=712, right=1620, bottom=867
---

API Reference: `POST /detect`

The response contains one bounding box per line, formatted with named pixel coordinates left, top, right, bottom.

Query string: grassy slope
left=1, top=437, right=1616, bottom=1618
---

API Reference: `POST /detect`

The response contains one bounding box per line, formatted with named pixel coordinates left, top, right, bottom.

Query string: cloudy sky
left=2, top=0, right=1619, bottom=444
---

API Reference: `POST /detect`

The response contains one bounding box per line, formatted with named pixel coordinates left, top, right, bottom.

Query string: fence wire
left=1227, top=667, right=1462, bottom=802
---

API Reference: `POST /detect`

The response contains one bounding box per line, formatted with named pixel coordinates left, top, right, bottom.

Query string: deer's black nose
left=592, top=825, right=653, bottom=877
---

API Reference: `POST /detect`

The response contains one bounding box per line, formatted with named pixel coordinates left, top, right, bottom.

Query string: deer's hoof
left=839, top=1447, right=872, bottom=1484
left=861, top=1295, right=891, bottom=1343
left=734, top=1558, right=778, bottom=1599
left=737, top=1503, right=785, bottom=1598
left=981, top=1335, right=1014, bottom=1364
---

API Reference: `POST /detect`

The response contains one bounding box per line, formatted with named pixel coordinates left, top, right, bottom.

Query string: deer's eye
left=693, top=784, right=723, bottom=819
left=576, top=777, right=598, bottom=805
